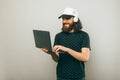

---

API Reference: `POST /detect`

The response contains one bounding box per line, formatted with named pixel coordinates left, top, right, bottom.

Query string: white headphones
left=73, top=10, right=78, bottom=22
left=74, top=17, right=78, bottom=22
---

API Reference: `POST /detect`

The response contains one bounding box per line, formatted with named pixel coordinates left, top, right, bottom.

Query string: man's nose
left=62, top=18, right=67, bottom=23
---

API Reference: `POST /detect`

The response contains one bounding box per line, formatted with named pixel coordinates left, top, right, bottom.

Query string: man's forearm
left=50, top=52, right=59, bottom=62
left=67, top=48, right=90, bottom=62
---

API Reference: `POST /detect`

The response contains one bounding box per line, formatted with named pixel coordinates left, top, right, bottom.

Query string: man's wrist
left=66, top=48, right=71, bottom=53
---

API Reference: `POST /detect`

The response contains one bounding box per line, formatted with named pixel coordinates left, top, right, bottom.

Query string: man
left=41, top=8, right=91, bottom=80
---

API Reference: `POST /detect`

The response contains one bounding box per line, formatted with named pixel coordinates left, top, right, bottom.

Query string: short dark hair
left=73, top=18, right=83, bottom=32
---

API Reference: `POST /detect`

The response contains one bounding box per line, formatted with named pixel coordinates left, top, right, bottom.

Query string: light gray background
left=0, top=0, right=120, bottom=80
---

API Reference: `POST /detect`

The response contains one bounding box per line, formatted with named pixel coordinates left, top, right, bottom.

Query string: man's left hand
left=53, top=45, right=69, bottom=52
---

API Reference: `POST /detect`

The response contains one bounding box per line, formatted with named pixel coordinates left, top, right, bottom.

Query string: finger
left=40, top=48, right=48, bottom=53
left=55, top=47, right=60, bottom=52
left=40, top=48, right=44, bottom=51
left=53, top=46, right=58, bottom=51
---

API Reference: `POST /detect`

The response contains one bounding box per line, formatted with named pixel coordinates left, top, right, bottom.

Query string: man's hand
left=40, top=48, right=49, bottom=53
left=53, top=45, right=69, bottom=52
left=40, top=48, right=59, bottom=62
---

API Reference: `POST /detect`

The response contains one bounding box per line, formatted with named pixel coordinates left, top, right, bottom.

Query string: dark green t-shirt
left=54, top=30, right=91, bottom=79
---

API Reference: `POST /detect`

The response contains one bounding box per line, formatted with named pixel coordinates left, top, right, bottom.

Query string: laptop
left=33, top=30, right=52, bottom=52
left=33, top=29, right=64, bottom=53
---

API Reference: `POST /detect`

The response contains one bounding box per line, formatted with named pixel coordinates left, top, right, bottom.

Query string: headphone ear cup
left=74, top=16, right=78, bottom=22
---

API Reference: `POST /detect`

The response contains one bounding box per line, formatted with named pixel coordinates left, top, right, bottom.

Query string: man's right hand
left=40, top=48, right=49, bottom=53
left=40, top=48, right=59, bottom=62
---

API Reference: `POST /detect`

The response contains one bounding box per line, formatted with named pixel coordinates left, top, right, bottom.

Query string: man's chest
left=58, top=34, right=83, bottom=50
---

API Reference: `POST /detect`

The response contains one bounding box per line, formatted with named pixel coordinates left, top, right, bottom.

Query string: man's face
left=62, top=17, right=74, bottom=32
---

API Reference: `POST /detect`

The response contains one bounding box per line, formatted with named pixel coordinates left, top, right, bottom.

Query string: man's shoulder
left=79, top=30, right=90, bottom=39
left=79, top=30, right=88, bottom=34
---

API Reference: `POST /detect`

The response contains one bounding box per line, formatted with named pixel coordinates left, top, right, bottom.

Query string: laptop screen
left=33, top=30, right=52, bottom=52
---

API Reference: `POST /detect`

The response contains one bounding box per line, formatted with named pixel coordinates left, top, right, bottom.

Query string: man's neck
left=69, top=29, right=74, bottom=33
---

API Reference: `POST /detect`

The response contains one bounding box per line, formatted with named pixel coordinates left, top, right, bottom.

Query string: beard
left=62, top=22, right=74, bottom=33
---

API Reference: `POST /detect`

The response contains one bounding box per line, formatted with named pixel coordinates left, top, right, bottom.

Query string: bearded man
left=41, top=8, right=91, bottom=80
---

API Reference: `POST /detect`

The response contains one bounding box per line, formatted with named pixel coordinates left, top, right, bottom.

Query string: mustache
left=63, top=23, right=70, bottom=26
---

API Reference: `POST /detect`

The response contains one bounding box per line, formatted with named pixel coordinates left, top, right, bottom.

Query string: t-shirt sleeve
left=81, top=33, right=91, bottom=50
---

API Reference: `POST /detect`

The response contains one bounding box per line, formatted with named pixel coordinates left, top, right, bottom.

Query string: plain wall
left=0, top=0, right=120, bottom=80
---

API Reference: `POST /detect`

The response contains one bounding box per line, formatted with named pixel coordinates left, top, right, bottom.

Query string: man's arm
left=40, top=48, right=59, bottom=62
left=67, top=48, right=90, bottom=62
left=50, top=52, right=59, bottom=62
left=53, top=45, right=90, bottom=62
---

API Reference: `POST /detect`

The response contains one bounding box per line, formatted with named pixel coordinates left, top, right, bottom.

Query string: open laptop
left=33, top=29, right=64, bottom=53
left=33, top=29, right=53, bottom=52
